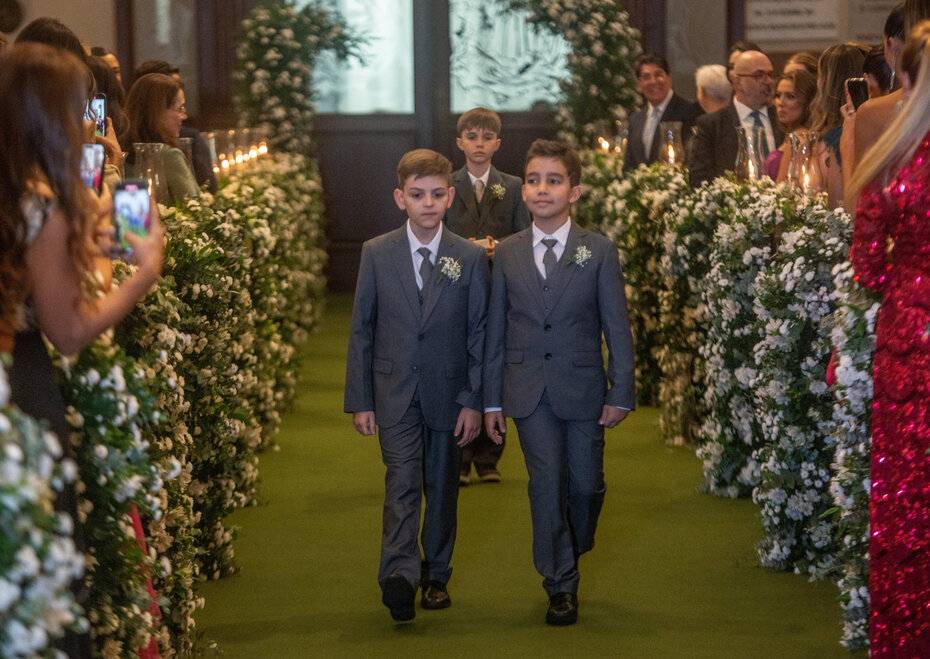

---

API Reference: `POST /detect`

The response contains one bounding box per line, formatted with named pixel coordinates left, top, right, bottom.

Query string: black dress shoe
left=420, top=580, right=451, bottom=610
left=545, top=592, right=578, bottom=626
left=382, top=574, right=416, bottom=621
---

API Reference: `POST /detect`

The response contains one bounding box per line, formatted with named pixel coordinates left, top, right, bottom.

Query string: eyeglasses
left=169, top=104, right=187, bottom=115
left=735, top=71, right=775, bottom=82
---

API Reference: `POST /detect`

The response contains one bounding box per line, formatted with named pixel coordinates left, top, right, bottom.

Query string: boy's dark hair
left=456, top=107, right=502, bottom=136
left=15, top=17, right=86, bottom=63
left=635, top=53, right=670, bottom=77
left=525, top=139, right=582, bottom=187
left=397, top=149, right=452, bottom=188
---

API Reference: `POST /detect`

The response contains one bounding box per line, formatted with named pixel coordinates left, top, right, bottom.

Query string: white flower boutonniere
left=438, top=256, right=462, bottom=282
left=570, top=244, right=592, bottom=268
left=487, top=183, right=506, bottom=201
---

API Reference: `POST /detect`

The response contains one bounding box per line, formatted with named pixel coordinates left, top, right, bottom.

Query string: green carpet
left=196, top=294, right=863, bottom=658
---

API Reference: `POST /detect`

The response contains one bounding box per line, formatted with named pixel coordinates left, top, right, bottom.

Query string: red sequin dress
left=851, top=132, right=930, bottom=657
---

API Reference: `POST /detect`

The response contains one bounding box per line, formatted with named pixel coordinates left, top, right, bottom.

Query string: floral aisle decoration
left=235, top=0, right=363, bottom=157
left=0, top=364, right=85, bottom=657
left=57, top=334, right=174, bottom=657
left=498, top=0, right=642, bottom=143
left=657, top=180, right=721, bottom=445
left=749, top=195, right=851, bottom=574
left=814, top=260, right=879, bottom=651
left=694, top=178, right=782, bottom=497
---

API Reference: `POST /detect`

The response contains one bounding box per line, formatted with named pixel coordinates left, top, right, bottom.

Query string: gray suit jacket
left=444, top=165, right=530, bottom=240
left=344, top=225, right=490, bottom=431
left=484, top=222, right=635, bottom=420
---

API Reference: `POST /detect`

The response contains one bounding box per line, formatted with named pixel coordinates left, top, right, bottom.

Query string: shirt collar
left=467, top=168, right=491, bottom=187
left=733, top=97, right=766, bottom=123
left=407, top=220, right=443, bottom=254
left=532, top=218, right=572, bottom=247
left=648, top=89, right=674, bottom=114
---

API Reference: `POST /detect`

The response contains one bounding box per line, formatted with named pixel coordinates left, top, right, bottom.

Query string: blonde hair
left=846, top=21, right=930, bottom=208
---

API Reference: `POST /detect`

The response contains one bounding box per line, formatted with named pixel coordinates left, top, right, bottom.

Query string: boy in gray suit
left=484, top=140, right=635, bottom=626
left=446, top=107, right=530, bottom=485
left=344, top=149, right=490, bottom=622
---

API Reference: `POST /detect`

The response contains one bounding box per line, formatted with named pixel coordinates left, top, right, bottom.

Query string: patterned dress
left=850, top=132, right=930, bottom=656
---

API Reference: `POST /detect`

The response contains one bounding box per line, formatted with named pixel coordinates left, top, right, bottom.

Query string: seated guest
left=623, top=54, right=702, bottom=173
left=122, top=73, right=200, bottom=204
left=809, top=43, right=866, bottom=207
left=687, top=50, right=783, bottom=187
left=87, top=56, right=129, bottom=190
left=783, top=51, right=819, bottom=76
left=132, top=60, right=217, bottom=194
left=769, top=69, right=817, bottom=180
left=695, top=64, right=732, bottom=114
left=14, top=16, right=86, bottom=62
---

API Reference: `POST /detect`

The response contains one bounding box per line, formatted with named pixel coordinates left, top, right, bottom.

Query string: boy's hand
left=485, top=411, right=506, bottom=444
left=353, top=411, right=377, bottom=436
left=483, top=235, right=496, bottom=259
left=599, top=406, right=629, bottom=429
left=455, top=408, right=482, bottom=446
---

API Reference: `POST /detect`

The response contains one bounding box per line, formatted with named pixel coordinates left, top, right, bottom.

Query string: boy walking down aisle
left=484, top=140, right=635, bottom=626
left=344, top=149, right=490, bottom=622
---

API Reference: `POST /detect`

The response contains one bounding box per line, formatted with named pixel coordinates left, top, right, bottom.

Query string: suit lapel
left=388, top=228, right=422, bottom=320
left=476, top=166, right=503, bottom=231
left=516, top=230, right=546, bottom=313
left=420, top=231, right=456, bottom=327
left=549, top=223, right=582, bottom=318
left=453, top=168, right=479, bottom=221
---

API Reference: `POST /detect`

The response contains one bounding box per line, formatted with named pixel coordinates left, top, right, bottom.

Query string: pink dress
left=850, top=132, right=930, bottom=656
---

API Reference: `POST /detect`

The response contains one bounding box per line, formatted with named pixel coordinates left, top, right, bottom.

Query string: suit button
left=418, top=334, right=424, bottom=341
left=544, top=353, right=552, bottom=360
left=412, top=365, right=418, bottom=371
left=543, top=286, right=550, bottom=292
left=544, top=324, right=552, bottom=331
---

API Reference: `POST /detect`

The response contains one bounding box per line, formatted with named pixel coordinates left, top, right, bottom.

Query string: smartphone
left=80, top=143, right=105, bottom=194
left=113, top=179, right=150, bottom=253
left=845, top=78, right=870, bottom=110
left=84, top=93, right=107, bottom=137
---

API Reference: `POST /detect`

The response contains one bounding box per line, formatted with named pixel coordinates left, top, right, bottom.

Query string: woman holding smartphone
left=122, top=73, right=200, bottom=205
left=0, top=42, right=164, bottom=656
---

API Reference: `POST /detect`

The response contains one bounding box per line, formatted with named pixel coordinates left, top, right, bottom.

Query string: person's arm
left=162, top=146, right=200, bottom=201
left=344, top=242, right=378, bottom=419
left=26, top=196, right=164, bottom=355
left=483, top=242, right=508, bottom=444
left=598, top=241, right=635, bottom=413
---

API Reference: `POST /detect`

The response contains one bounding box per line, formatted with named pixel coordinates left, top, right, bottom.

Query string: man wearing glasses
left=687, top=50, right=783, bottom=187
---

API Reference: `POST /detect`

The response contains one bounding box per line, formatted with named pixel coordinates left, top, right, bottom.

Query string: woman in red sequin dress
left=848, top=21, right=930, bottom=656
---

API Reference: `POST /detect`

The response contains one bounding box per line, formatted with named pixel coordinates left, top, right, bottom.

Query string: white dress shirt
left=733, top=98, right=775, bottom=154
left=643, top=88, right=674, bottom=156
left=407, top=220, right=443, bottom=289
left=532, top=218, right=571, bottom=278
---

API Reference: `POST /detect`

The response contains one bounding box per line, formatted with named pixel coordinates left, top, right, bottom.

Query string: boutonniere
left=569, top=244, right=592, bottom=268
left=487, top=183, right=506, bottom=201
left=437, top=256, right=462, bottom=283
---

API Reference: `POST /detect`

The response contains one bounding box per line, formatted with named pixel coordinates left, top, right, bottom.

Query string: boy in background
left=446, top=107, right=529, bottom=485
left=484, top=140, right=635, bottom=626
left=344, top=149, right=490, bottom=622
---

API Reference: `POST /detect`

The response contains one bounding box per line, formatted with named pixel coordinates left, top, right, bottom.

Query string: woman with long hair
left=122, top=73, right=200, bottom=204
left=767, top=68, right=817, bottom=180
left=846, top=20, right=930, bottom=656
left=0, top=42, right=164, bottom=656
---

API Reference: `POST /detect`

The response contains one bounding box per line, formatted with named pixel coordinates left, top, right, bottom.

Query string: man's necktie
left=751, top=110, right=770, bottom=159
left=474, top=179, right=485, bottom=203
left=542, top=238, right=558, bottom=279
left=417, top=247, right=433, bottom=298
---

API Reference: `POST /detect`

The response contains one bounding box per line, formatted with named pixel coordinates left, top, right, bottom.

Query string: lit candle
left=667, top=143, right=676, bottom=164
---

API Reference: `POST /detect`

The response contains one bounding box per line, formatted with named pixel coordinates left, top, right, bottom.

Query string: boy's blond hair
left=456, top=107, right=502, bottom=136
left=397, top=149, right=452, bottom=188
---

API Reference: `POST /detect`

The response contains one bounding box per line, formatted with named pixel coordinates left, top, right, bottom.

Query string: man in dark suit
left=623, top=53, right=702, bottom=174
left=446, top=107, right=530, bottom=485
left=345, top=149, right=490, bottom=621
left=485, top=140, right=635, bottom=626
left=687, top=49, right=783, bottom=187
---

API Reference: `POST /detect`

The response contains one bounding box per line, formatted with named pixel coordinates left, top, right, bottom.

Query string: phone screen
left=80, top=144, right=105, bottom=193
left=85, top=94, right=106, bottom=137
left=113, top=179, right=150, bottom=252
left=846, top=78, right=869, bottom=110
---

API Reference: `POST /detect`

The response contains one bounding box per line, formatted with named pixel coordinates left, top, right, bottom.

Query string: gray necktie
left=474, top=179, right=485, bottom=203
left=751, top=110, right=770, bottom=158
left=644, top=106, right=661, bottom=157
left=417, top=247, right=433, bottom=295
left=542, top=238, right=558, bottom=279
